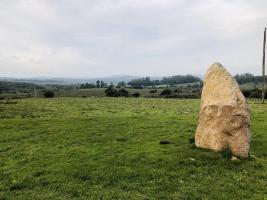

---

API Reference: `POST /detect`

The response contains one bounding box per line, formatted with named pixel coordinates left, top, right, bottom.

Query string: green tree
left=105, top=85, right=118, bottom=97
left=96, top=80, right=100, bottom=88
left=100, top=81, right=105, bottom=88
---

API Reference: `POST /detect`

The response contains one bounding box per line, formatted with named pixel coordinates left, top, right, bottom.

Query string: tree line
left=79, top=74, right=267, bottom=89
left=80, top=80, right=107, bottom=89
left=234, top=73, right=266, bottom=84
left=127, top=75, right=201, bottom=88
left=80, top=75, right=202, bottom=89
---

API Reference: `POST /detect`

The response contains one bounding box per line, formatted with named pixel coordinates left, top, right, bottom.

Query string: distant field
left=0, top=87, right=181, bottom=99
left=0, top=81, right=261, bottom=99
left=57, top=87, right=195, bottom=97
left=239, top=83, right=259, bottom=90
left=0, top=98, right=266, bottom=199
left=58, top=88, right=175, bottom=98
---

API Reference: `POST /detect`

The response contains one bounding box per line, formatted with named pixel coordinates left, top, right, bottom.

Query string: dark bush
left=241, top=89, right=251, bottom=98
left=241, top=88, right=267, bottom=99
left=240, top=88, right=258, bottom=98
left=250, top=88, right=261, bottom=98
left=105, top=86, right=118, bottom=97
left=43, top=90, right=55, bottom=98
left=150, top=89, right=157, bottom=93
left=132, top=92, right=141, bottom=97
left=118, top=88, right=129, bottom=97
left=160, top=89, right=172, bottom=96
left=105, top=86, right=129, bottom=97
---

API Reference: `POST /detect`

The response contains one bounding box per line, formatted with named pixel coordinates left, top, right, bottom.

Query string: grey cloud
left=0, top=0, right=266, bottom=77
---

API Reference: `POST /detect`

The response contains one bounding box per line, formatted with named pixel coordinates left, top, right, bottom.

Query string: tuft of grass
left=222, top=149, right=233, bottom=159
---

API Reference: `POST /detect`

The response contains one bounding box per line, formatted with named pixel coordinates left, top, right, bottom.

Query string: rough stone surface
left=195, top=62, right=251, bottom=158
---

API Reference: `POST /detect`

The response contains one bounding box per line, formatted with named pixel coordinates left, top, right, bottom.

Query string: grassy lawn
left=0, top=98, right=266, bottom=199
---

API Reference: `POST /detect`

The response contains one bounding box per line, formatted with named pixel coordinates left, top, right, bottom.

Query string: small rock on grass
left=159, top=140, right=171, bottom=145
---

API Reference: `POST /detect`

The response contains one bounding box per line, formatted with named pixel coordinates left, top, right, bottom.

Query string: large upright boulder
left=195, top=62, right=251, bottom=158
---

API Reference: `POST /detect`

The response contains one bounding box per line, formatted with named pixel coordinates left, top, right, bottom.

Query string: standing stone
left=195, top=62, right=251, bottom=158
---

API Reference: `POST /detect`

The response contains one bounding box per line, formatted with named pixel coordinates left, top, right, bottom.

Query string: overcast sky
left=0, top=0, right=266, bottom=78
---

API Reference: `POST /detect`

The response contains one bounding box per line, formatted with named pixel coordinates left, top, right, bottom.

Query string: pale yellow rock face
left=195, top=62, right=251, bottom=158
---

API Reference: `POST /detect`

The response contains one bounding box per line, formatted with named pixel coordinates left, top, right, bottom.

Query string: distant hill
left=0, top=74, right=206, bottom=85
left=0, top=75, right=141, bottom=85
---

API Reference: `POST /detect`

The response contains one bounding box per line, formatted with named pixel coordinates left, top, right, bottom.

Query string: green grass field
left=0, top=98, right=266, bottom=199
